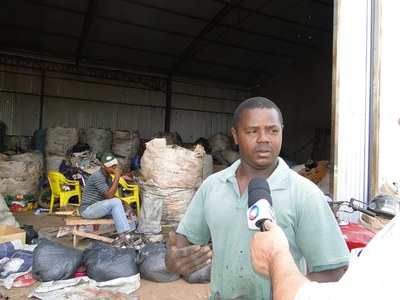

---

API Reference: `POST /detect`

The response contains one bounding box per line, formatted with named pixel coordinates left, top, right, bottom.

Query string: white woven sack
left=137, top=180, right=197, bottom=234
left=45, top=127, right=79, bottom=156
left=141, top=138, right=204, bottom=189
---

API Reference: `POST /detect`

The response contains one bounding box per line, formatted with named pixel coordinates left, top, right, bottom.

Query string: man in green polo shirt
left=165, top=97, right=349, bottom=299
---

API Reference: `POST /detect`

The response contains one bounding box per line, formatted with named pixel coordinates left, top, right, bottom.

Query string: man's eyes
left=247, top=129, right=257, bottom=134
left=246, top=129, right=279, bottom=134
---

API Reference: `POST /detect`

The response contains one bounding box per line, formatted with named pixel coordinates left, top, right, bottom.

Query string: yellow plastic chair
left=111, top=175, right=140, bottom=217
left=47, top=171, right=81, bottom=212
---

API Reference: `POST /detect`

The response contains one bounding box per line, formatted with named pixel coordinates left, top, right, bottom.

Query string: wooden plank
left=93, top=226, right=116, bottom=235
left=66, top=216, right=134, bottom=247
left=65, top=217, right=133, bottom=226
left=72, top=229, right=114, bottom=244
left=66, top=217, right=115, bottom=225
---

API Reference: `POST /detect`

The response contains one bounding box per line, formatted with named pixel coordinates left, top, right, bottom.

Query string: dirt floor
left=1, top=211, right=211, bottom=300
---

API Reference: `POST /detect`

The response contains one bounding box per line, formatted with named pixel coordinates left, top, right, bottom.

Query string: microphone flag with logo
left=247, top=177, right=275, bottom=231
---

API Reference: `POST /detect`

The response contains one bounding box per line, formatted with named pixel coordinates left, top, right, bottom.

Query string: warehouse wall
left=42, top=71, right=166, bottom=139
left=0, top=64, right=250, bottom=144
left=0, top=49, right=331, bottom=160
left=0, top=67, right=42, bottom=137
left=169, top=78, right=248, bottom=141
left=253, top=43, right=332, bottom=164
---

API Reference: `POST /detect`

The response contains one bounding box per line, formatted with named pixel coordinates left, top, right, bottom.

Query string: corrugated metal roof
left=0, top=0, right=333, bottom=88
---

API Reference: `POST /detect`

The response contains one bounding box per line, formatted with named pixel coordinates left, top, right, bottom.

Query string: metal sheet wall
left=170, top=79, right=249, bottom=142
left=44, top=74, right=166, bottom=107
left=0, top=92, right=41, bottom=136
left=0, top=65, right=250, bottom=141
left=332, top=0, right=372, bottom=222
left=42, top=96, right=165, bottom=139
left=0, top=66, right=42, bottom=135
left=42, top=72, right=166, bottom=138
left=0, top=66, right=42, bottom=92
left=169, top=110, right=234, bottom=142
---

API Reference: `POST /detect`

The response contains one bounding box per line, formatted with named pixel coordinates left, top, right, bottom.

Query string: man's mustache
left=254, top=145, right=272, bottom=152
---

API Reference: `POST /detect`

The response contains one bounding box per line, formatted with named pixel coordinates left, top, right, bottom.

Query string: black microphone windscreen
left=248, top=177, right=272, bottom=208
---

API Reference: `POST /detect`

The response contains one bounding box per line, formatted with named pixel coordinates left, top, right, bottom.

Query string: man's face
left=231, top=108, right=283, bottom=171
left=101, top=163, right=118, bottom=174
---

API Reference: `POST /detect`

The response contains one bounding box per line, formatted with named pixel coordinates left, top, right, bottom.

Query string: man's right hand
left=112, top=166, right=122, bottom=176
left=165, top=231, right=212, bottom=275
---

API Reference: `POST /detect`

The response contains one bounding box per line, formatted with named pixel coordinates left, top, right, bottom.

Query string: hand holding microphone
left=247, top=177, right=275, bottom=231
left=251, top=220, right=290, bottom=277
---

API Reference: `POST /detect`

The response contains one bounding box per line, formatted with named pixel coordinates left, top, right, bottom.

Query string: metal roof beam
left=0, top=53, right=167, bottom=92
left=126, top=0, right=317, bottom=48
left=75, top=0, right=100, bottom=65
left=169, top=0, right=245, bottom=76
left=215, top=0, right=333, bottom=33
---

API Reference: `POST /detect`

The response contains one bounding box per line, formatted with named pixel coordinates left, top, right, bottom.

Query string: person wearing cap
left=79, top=152, right=141, bottom=247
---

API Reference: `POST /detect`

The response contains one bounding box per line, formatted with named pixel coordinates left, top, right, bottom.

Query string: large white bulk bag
left=140, top=138, right=205, bottom=189
left=112, top=130, right=140, bottom=170
left=138, top=138, right=206, bottom=233
left=80, top=127, right=113, bottom=157
left=45, top=127, right=79, bottom=156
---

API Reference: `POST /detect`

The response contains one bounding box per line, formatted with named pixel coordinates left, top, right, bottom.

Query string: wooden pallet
left=65, top=216, right=126, bottom=248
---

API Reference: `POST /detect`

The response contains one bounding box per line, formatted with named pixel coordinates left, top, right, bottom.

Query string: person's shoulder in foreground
left=297, top=212, right=400, bottom=300
left=252, top=214, right=400, bottom=300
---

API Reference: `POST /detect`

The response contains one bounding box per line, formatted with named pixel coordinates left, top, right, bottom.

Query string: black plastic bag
left=20, top=225, right=38, bottom=244
left=182, top=264, right=211, bottom=283
left=137, top=243, right=180, bottom=282
left=83, top=241, right=139, bottom=282
left=32, top=239, right=83, bottom=282
left=67, top=142, right=90, bottom=155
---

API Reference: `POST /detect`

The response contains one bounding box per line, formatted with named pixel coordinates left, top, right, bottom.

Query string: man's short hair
left=233, top=96, right=283, bottom=130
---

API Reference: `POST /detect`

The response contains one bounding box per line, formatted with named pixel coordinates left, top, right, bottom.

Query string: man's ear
left=231, top=127, right=238, bottom=145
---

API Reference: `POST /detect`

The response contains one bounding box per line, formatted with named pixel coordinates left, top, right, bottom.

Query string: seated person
left=79, top=152, right=141, bottom=247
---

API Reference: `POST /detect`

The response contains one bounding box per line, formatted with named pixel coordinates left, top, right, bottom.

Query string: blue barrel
left=33, top=129, right=47, bottom=153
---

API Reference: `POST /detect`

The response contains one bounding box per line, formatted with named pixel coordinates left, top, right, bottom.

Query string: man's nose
left=257, top=131, right=271, bottom=143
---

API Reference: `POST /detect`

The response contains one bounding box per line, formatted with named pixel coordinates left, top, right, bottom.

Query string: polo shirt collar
left=220, top=157, right=290, bottom=191
left=268, top=157, right=290, bottom=191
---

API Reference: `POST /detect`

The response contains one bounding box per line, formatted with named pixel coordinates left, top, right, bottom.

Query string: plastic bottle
left=34, top=207, right=50, bottom=215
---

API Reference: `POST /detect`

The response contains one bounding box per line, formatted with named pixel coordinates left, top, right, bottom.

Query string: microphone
left=247, top=177, right=275, bottom=231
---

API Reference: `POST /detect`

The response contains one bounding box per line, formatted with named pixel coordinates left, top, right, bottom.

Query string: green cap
left=100, top=152, right=118, bottom=167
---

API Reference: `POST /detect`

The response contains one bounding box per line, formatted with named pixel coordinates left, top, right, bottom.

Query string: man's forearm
left=270, top=251, right=310, bottom=300
left=104, top=173, right=120, bottom=199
